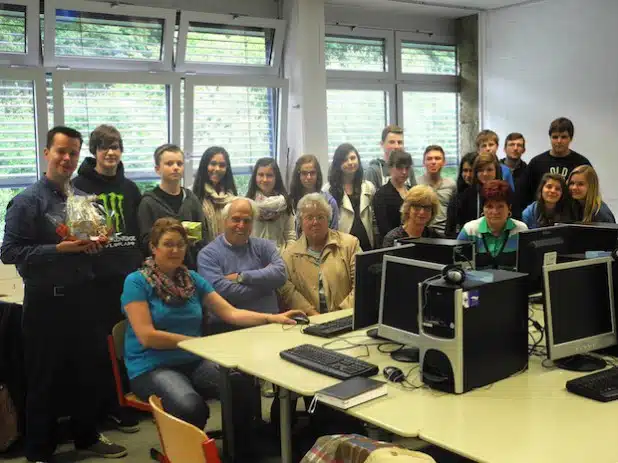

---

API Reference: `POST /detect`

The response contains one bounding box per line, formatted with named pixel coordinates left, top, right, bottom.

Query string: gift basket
left=48, top=188, right=114, bottom=244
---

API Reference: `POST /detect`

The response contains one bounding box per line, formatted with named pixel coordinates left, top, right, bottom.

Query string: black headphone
left=611, top=248, right=618, bottom=262
left=442, top=264, right=466, bottom=285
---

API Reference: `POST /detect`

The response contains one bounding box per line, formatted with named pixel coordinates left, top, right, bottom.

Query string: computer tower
left=418, top=270, right=529, bottom=394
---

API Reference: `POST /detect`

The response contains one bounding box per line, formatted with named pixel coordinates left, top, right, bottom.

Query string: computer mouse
left=383, top=366, right=405, bottom=383
left=290, top=313, right=310, bottom=325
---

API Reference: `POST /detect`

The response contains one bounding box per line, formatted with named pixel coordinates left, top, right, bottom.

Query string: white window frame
left=325, top=26, right=394, bottom=81
left=0, top=67, right=48, bottom=185
left=0, top=0, right=39, bottom=67
left=183, top=75, right=288, bottom=182
left=395, top=31, right=459, bottom=84
left=50, top=69, right=181, bottom=179
left=176, top=12, right=286, bottom=76
left=43, top=0, right=176, bottom=71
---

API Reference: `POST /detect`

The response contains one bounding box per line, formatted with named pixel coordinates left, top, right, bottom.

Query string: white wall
left=481, top=0, right=618, bottom=212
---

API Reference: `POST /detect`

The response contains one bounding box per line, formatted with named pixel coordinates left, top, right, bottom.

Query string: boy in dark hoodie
left=137, top=144, right=209, bottom=270
left=72, top=124, right=143, bottom=433
left=365, top=124, right=417, bottom=189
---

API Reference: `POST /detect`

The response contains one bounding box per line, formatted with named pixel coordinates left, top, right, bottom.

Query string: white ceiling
left=326, top=0, right=537, bottom=18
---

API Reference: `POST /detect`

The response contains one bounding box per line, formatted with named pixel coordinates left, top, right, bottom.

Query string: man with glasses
left=197, top=198, right=287, bottom=334
left=72, top=124, right=143, bottom=434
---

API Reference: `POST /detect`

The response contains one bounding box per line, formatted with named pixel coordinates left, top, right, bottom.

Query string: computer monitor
left=353, top=243, right=429, bottom=332
left=564, top=223, right=618, bottom=255
left=377, top=256, right=444, bottom=361
left=393, top=237, right=475, bottom=268
left=516, top=224, right=571, bottom=294
left=543, top=256, right=617, bottom=372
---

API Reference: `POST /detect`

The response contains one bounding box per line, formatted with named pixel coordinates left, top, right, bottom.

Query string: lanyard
left=481, top=229, right=510, bottom=268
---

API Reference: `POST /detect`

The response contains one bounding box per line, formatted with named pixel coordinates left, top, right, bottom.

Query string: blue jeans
left=131, top=360, right=220, bottom=429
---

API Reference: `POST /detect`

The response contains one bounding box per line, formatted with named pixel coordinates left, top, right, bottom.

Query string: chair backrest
left=149, top=395, right=220, bottom=463
left=112, top=320, right=127, bottom=361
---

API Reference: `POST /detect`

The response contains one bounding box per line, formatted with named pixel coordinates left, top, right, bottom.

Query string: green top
left=477, top=217, right=517, bottom=257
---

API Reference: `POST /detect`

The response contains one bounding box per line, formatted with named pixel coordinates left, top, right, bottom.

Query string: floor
left=2, top=399, right=473, bottom=463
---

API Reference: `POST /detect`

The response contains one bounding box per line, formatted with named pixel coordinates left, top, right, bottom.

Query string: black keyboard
left=566, top=367, right=618, bottom=402
left=303, top=315, right=353, bottom=338
left=279, top=343, right=379, bottom=380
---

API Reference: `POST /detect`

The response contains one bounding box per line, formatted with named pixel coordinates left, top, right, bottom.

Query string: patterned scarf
left=255, top=192, right=288, bottom=221
left=202, top=184, right=236, bottom=239
left=139, top=257, right=196, bottom=306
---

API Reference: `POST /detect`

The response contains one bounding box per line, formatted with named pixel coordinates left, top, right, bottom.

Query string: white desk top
left=180, top=309, right=618, bottom=463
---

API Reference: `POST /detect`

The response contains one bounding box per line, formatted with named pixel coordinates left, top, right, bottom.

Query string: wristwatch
left=235, top=272, right=244, bottom=284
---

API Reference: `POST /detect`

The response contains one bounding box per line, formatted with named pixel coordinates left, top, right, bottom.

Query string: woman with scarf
left=122, top=218, right=302, bottom=457
left=246, top=157, right=296, bottom=251
left=192, top=146, right=237, bottom=243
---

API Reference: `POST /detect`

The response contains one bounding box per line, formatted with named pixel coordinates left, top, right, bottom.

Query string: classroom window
left=326, top=89, right=389, bottom=162
left=325, top=35, right=386, bottom=72
left=61, top=81, right=169, bottom=180
left=400, top=42, right=457, bottom=75
left=0, top=4, right=27, bottom=54
left=402, top=91, right=458, bottom=179
left=190, top=85, right=276, bottom=183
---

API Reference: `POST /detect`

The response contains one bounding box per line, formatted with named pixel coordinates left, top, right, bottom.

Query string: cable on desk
left=320, top=337, right=371, bottom=358
left=528, top=317, right=545, bottom=357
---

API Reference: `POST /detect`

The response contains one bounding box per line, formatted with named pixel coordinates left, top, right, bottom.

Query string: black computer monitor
left=353, top=243, right=424, bottom=332
left=564, top=223, right=618, bottom=255
left=516, top=225, right=571, bottom=295
left=394, top=237, right=475, bottom=268
left=377, top=256, right=445, bottom=362
left=543, top=257, right=617, bottom=372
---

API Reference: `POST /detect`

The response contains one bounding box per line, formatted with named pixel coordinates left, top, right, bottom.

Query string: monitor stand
left=554, top=354, right=607, bottom=372
left=390, top=346, right=419, bottom=363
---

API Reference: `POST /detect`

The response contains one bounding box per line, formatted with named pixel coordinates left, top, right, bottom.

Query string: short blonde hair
left=400, top=185, right=440, bottom=225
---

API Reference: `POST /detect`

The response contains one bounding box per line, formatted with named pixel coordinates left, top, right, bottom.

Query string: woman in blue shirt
left=122, top=218, right=301, bottom=439
left=522, top=173, right=574, bottom=229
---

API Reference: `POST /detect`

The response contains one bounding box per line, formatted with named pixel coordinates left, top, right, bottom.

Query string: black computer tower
left=418, top=270, right=529, bottom=393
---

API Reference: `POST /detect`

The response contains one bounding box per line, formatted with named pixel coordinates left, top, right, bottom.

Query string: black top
left=373, top=181, right=404, bottom=246
left=526, top=150, right=591, bottom=205
left=153, top=186, right=183, bottom=214
left=501, top=158, right=530, bottom=206
left=348, top=193, right=371, bottom=251
left=72, top=157, right=143, bottom=278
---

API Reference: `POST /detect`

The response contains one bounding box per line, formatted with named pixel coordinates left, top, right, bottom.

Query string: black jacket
left=0, top=302, right=25, bottom=438
left=137, top=188, right=209, bottom=270
left=373, top=181, right=404, bottom=246
left=72, top=157, right=143, bottom=278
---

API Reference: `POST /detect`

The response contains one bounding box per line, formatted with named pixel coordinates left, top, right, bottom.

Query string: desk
left=181, top=310, right=618, bottom=463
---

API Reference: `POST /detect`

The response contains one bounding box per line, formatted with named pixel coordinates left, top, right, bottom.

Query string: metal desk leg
left=219, top=366, right=235, bottom=462
left=279, top=387, right=293, bottom=463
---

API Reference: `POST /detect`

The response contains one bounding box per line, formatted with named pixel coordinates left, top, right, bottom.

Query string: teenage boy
left=526, top=117, right=591, bottom=202
left=365, top=124, right=417, bottom=189
left=72, top=124, right=143, bottom=433
left=1, top=126, right=128, bottom=462
left=476, top=130, right=515, bottom=191
left=137, top=144, right=208, bottom=270
left=500, top=132, right=530, bottom=206
left=418, top=145, right=456, bottom=236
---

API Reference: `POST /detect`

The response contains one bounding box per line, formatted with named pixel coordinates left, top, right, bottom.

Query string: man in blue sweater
left=198, top=198, right=287, bottom=334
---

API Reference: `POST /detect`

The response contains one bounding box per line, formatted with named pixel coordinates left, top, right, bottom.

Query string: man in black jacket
left=72, top=124, right=143, bottom=434
left=1, top=126, right=128, bottom=462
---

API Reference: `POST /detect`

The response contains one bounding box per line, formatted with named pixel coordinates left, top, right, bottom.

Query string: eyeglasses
left=99, top=144, right=121, bottom=152
left=300, top=170, right=317, bottom=177
left=303, top=214, right=327, bottom=223
left=410, top=204, right=432, bottom=213
left=161, top=241, right=187, bottom=250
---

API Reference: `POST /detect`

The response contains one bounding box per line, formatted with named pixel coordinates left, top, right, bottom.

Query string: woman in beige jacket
left=278, top=193, right=361, bottom=315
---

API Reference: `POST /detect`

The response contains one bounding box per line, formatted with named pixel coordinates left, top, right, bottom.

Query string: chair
left=107, top=320, right=151, bottom=412
left=149, top=395, right=221, bottom=463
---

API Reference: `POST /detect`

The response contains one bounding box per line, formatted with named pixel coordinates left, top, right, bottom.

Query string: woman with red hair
left=457, top=180, right=528, bottom=270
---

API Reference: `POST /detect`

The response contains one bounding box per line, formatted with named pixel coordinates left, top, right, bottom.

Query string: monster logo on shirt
left=98, top=192, right=126, bottom=234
